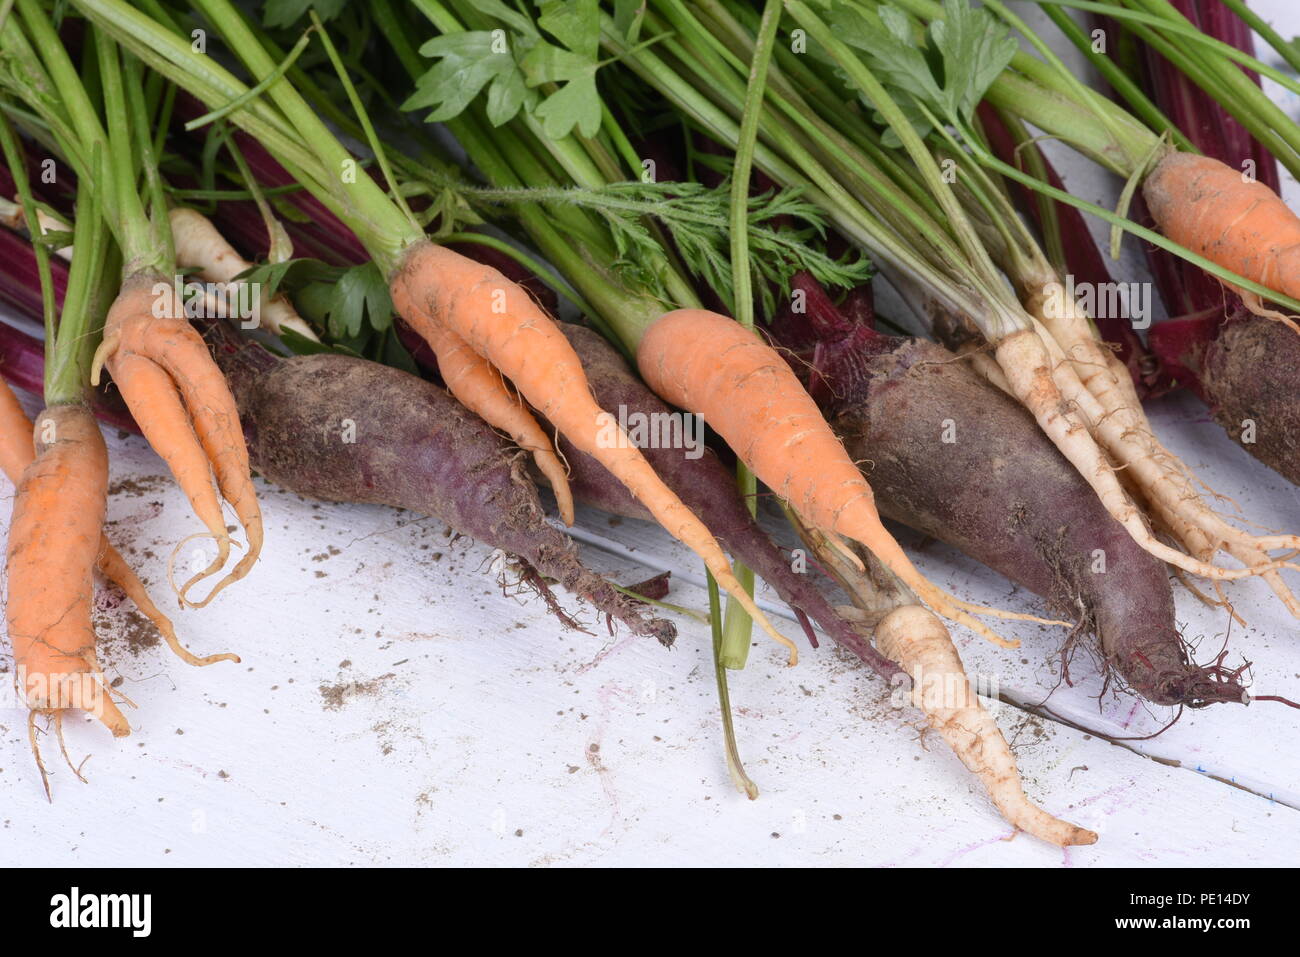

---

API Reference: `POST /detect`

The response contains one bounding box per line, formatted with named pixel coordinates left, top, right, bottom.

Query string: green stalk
left=695, top=0, right=948, bottom=239
left=189, top=0, right=418, bottom=271
left=983, top=72, right=1153, bottom=176
left=1035, top=0, right=1193, bottom=151
left=718, top=0, right=780, bottom=671
left=603, top=19, right=989, bottom=326
left=658, top=0, right=945, bottom=265
left=965, top=134, right=1300, bottom=313
left=1217, top=0, right=1300, bottom=74
left=183, top=26, right=315, bottom=132
left=14, top=0, right=101, bottom=157
left=123, top=52, right=174, bottom=272
left=988, top=110, right=1067, bottom=273
left=883, top=0, right=1160, bottom=170
left=308, top=9, right=418, bottom=231
left=1030, top=0, right=1300, bottom=95
left=1120, top=0, right=1300, bottom=177
left=70, top=0, right=335, bottom=195
left=51, top=188, right=113, bottom=405
left=787, top=1, right=1020, bottom=331
left=94, top=27, right=163, bottom=274
left=74, top=0, right=414, bottom=272
left=707, top=570, right=758, bottom=800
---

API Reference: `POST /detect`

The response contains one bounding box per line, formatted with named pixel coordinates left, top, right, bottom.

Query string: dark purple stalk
left=0, top=224, right=68, bottom=319
left=0, top=221, right=136, bottom=432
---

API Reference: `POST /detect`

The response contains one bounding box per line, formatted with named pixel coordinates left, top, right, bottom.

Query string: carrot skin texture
left=636, top=308, right=982, bottom=643
left=102, top=273, right=264, bottom=603
left=5, top=404, right=128, bottom=734
left=549, top=323, right=899, bottom=680
left=637, top=309, right=877, bottom=538
left=1144, top=152, right=1300, bottom=304
left=0, top=377, right=234, bottom=669
left=829, top=336, right=1244, bottom=707
left=205, top=327, right=676, bottom=645
left=425, top=320, right=576, bottom=526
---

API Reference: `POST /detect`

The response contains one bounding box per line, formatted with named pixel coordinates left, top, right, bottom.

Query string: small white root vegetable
left=169, top=207, right=319, bottom=341
left=996, top=328, right=1299, bottom=592
left=2, top=196, right=74, bottom=257
left=875, top=604, right=1098, bottom=847
left=1026, top=286, right=1300, bottom=615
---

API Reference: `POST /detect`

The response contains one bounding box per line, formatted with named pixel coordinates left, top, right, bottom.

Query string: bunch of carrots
left=1, top=0, right=1298, bottom=847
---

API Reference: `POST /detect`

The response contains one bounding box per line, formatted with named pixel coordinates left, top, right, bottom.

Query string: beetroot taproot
left=204, top=321, right=676, bottom=645
left=772, top=276, right=1245, bottom=707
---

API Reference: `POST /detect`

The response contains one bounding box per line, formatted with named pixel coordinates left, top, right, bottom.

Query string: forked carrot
left=0, top=376, right=237, bottom=668
left=6, top=403, right=129, bottom=737
left=423, top=319, right=575, bottom=526
left=93, top=274, right=263, bottom=607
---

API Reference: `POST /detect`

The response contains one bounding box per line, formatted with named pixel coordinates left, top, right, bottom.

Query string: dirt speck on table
left=319, top=672, right=396, bottom=711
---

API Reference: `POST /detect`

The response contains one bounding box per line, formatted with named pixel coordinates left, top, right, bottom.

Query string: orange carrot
left=637, top=309, right=1050, bottom=647
left=389, top=241, right=799, bottom=662
left=94, top=274, right=263, bottom=606
left=0, top=377, right=237, bottom=668
left=424, top=320, right=575, bottom=526
left=1144, top=152, right=1300, bottom=313
left=5, top=403, right=128, bottom=737
left=0, top=372, right=35, bottom=480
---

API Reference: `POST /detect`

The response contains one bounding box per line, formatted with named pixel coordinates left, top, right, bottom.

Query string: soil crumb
left=319, top=672, right=396, bottom=711
left=108, top=475, right=171, bottom=497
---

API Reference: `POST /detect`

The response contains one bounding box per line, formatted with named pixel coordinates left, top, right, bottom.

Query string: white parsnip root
left=2, top=195, right=74, bottom=256
left=875, top=604, right=1098, bottom=847
left=995, top=324, right=1300, bottom=604
left=1021, top=281, right=1300, bottom=615
left=169, top=207, right=319, bottom=341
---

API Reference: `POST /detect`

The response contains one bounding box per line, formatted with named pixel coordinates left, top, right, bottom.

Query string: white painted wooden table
left=2, top=3, right=1300, bottom=867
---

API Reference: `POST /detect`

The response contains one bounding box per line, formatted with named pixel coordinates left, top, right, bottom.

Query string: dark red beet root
left=765, top=273, right=1243, bottom=706
left=204, top=322, right=675, bottom=646
left=827, top=336, right=1245, bottom=707
left=1150, top=307, right=1300, bottom=485
left=545, top=323, right=899, bottom=681
left=1200, top=318, right=1300, bottom=485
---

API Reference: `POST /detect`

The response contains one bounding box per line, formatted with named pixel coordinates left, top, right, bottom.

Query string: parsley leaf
left=403, top=31, right=529, bottom=126
left=519, top=0, right=604, bottom=139
left=827, top=0, right=1017, bottom=142
left=320, top=262, right=393, bottom=339
left=238, top=259, right=393, bottom=340
left=929, top=0, right=1019, bottom=122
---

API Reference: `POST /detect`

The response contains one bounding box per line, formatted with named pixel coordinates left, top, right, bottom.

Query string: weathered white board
left=2, top=2, right=1300, bottom=867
